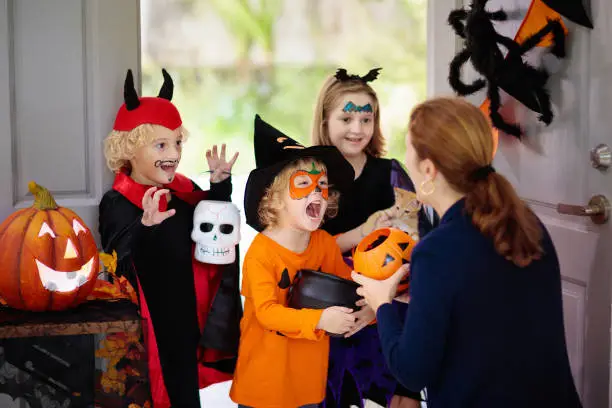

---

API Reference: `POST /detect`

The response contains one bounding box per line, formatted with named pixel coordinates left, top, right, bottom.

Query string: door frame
left=427, top=0, right=461, bottom=97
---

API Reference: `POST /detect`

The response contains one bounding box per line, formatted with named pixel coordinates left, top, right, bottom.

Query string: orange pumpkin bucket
left=353, top=228, right=417, bottom=293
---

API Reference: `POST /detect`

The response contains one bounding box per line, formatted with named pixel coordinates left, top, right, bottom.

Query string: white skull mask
left=191, top=200, right=241, bottom=264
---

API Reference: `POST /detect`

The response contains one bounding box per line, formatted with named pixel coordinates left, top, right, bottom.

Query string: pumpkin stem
left=28, top=181, right=58, bottom=210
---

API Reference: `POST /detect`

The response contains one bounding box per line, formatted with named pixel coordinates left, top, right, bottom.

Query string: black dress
left=320, top=155, right=435, bottom=407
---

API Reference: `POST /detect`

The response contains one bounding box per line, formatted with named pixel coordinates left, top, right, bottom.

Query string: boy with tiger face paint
left=290, top=163, right=330, bottom=200
left=266, top=159, right=331, bottom=232
left=230, top=115, right=374, bottom=408
left=285, top=162, right=330, bottom=231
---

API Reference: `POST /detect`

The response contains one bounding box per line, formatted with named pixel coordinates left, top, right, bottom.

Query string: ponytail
left=465, top=172, right=543, bottom=267
left=407, top=97, right=544, bottom=267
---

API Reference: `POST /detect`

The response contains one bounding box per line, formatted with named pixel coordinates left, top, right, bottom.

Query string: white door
left=0, top=0, right=140, bottom=243
left=431, top=0, right=611, bottom=406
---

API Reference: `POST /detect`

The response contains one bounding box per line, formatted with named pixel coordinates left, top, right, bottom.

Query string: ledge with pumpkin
left=0, top=182, right=148, bottom=408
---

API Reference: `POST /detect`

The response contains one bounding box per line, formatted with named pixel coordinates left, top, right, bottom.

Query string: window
left=141, top=0, right=427, bottom=257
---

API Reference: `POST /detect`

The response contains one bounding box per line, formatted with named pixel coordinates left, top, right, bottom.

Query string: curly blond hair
left=103, top=124, right=189, bottom=173
left=258, top=158, right=340, bottom=230
left=311, top=75, right=386, bottom=157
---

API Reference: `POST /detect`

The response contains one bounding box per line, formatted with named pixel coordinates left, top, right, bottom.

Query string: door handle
left=557, top=195, right=610, bottom=224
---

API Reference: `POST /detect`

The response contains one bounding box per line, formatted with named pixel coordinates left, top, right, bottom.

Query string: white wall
left=0, top=0, right=140, bottom=239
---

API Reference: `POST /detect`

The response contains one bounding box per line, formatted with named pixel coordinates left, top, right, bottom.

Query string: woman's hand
left=352, top=264, right=410, bottom=313
left=206, top=144, right=239, bottom=183
left=141, top=187, right=175, bottom=226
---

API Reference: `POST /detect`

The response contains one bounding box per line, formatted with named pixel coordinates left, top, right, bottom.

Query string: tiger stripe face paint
left=289, top=163, right=329, bottom=200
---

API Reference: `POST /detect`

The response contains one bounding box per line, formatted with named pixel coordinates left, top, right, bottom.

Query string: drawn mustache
left=154, top=159, right=179, bottom=168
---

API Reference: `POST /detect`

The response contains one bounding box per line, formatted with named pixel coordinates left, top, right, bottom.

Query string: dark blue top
left=377, top=199, right=582, bottom=408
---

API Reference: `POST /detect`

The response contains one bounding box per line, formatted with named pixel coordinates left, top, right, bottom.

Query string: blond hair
left=311, top=75, right=386, bottom=157
left=408, top=97, right=542, bottom=267
left=103, top=124, right=189, bottom=173
left=258, top=158, right=339, bottom=230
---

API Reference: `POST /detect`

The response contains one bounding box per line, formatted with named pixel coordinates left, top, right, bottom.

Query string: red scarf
left=111, top=170, right=206, bottom=211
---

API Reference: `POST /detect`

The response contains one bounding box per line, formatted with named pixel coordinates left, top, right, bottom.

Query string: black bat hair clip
left=335, top=67, right=382, bottom=83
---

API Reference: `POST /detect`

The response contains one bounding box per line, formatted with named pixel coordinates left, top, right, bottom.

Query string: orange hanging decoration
left=480, top=99, right=499, bottom=159
left=515, top=0, right=568, bottom=46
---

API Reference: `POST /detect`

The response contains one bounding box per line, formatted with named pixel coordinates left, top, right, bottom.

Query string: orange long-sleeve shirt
left=230, top=229, right=352, bottom=408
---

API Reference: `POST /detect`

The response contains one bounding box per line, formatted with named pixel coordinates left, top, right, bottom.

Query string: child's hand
left=345, top=300, right=376, bottom=338
left=360, top=207, right=394, bottom=237
left=390, top=395, right=421, bottom=408
left=141, top=187, right=175, bottom=226
left=206, top=144, right=239, bottom=183
left=316, top=306, right=356, bottom=335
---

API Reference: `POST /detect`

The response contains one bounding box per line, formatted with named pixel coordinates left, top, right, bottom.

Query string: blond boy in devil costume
left=99, top=69, right=240, bottom=408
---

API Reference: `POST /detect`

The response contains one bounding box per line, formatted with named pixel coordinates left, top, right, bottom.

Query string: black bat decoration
left=335, top=68, right=382, bottom=83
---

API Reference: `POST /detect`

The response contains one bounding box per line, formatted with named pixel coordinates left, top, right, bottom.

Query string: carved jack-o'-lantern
left=353, top=228, right=416, bottom=293
left=0, top=182, right=100, bottom=311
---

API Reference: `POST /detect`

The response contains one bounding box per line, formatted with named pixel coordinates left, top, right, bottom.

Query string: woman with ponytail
left=352, top=97, right=582, bottom=408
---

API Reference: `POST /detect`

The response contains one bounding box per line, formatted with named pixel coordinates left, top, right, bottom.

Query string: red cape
left=112, top=171, right=232, bottom=408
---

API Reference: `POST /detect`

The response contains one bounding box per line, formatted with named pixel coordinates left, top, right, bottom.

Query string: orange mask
left=289, top=168, right=329, bottom=200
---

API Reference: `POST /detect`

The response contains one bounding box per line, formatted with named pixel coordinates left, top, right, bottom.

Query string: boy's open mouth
left=306, top=200, right=322, bottom=219
left=155, top=159, right=179, bottom=173
left=161, top=163, right=176, bottom=172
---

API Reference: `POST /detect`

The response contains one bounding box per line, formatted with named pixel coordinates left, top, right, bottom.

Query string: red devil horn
left=158, top=68, right=174, bottom=101
left=123, top=69, right=140, bottom=111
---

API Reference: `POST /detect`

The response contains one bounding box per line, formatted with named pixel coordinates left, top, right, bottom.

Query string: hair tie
left=470, top=165, right=495, bottom=182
